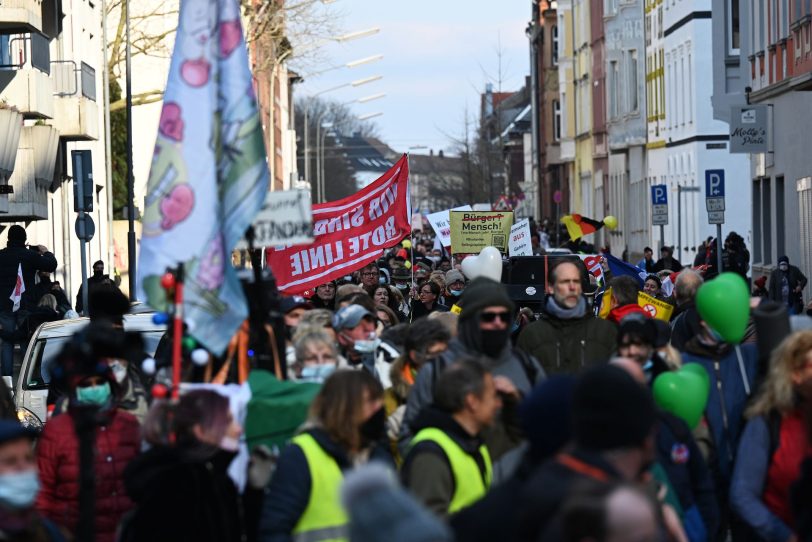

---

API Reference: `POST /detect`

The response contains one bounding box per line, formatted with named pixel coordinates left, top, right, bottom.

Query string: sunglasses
left=480, top=311, right=511, bottom=323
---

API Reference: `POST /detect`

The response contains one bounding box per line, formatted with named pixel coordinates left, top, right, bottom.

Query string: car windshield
left=27, top=330, right=165, bottom=389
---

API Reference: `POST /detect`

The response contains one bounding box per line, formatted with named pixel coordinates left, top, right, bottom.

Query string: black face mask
left=480, top=328, right=511, bottom=358
left=93, top=270, right=103, bottom=278
left=359, top=407, right=386, bottom=446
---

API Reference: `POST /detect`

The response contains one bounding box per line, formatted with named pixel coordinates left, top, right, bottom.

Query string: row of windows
left=608, top=50, right=639, bottom=120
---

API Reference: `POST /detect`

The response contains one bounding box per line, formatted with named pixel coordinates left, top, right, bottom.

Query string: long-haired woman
left=259, top=370, right=393, bottom=541
left=731, top=330, right=812, bottom=542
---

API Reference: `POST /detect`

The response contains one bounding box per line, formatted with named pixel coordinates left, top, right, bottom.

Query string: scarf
left=545, top=295, right=587, bottom=320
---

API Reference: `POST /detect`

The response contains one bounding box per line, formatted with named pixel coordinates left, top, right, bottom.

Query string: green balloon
left=653, top=368, right=710, bottom=429
left=681, top=363, right=710, bottom=391
left=182, top=336, right=197, bottom=351
left=695, top=272, right=750, bottom=344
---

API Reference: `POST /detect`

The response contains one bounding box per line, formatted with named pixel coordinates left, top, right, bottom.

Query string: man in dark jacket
left=0, top=225, right=57, bottom=376
left=653, top=246, right=683, bottom=272
left=768, top=255, right=807, bottom=314
left=400, top=277, right=544, bottom=481
left=402, top=359, right=500, bottom=517
left=515, top=365, right=658, bottom=540
left=75, top=260, right=114, bottom=314
left=517, top=260, right=616, bottom=375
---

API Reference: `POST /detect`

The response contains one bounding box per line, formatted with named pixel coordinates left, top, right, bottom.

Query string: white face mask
left=109, top=361, right=127, bottom=384
left=220, top=436, right=240, bottom=452
left=354, top=334, right=381, bottom=354
left=0, top=470, right=39, bottom=509
left=299, top=364, right=336, bottom=383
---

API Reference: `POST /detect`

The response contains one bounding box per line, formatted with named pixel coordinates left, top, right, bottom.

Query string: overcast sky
left=294, top=1, right=532, bottom=156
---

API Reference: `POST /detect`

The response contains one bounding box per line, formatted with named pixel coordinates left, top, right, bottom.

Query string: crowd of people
left=1, top=224, right=812, bottom=542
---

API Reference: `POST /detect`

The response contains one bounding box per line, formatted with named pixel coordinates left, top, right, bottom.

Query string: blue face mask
left=708, top=328, right=725, bottom=343
left=0, top=470, right=39, bottom=509
left=449, top=289, right=463, bottom=297
left=76, top=382, right=111, bottom=406
left=299, top=364, right=336, bottom=383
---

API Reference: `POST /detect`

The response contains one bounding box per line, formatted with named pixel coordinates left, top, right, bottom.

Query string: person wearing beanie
left=0, top=225, right=57, bottom=377
left=0, top=419, right=66, bottom=541
left=341, top=463, right=452, bottom=542
left=517, top=260, right=616, bottom=376
left=515, top=365, right=659, bottom=540
left=36, top=322, right=140, bottom=542
left=768, top=255, right=807, bottom=314
left=451, top=375, right=576, bottom=542
left=399, top=277, right=544, bottom=482
left=444, top=269, right=465, bottom=301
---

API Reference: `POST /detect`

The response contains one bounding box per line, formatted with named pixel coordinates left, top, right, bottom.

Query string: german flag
left=561, top=214, right=605, bottom=241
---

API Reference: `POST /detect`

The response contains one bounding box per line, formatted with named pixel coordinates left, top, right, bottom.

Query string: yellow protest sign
left=598, top=287, right=613, bottom=319
left=637, top=291, right=674, bottom=321
left=449, top=211, right=514, bottom=254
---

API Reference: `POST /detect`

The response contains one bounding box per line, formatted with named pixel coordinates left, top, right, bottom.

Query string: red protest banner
left=266, top=155, right=410, bottom=294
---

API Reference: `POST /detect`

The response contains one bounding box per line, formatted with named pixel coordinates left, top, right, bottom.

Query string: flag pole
left=171, top=263, right=184, bottom=399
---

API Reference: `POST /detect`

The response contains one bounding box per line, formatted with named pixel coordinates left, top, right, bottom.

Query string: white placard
left=427, top=205, right=472, bottom=247
left=236, top=189, right=313, bottom=249
left=509, top=218, right=533, bottom=257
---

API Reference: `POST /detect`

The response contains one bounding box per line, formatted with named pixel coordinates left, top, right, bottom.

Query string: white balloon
left=141, top=357, right=156, bottom=375
left=191, top=348, right=210, bottom=366
left=461, top=246, right=503, bottom=282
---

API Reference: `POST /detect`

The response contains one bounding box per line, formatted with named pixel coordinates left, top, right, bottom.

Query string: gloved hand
left=247, top=444, right=275, bottom=489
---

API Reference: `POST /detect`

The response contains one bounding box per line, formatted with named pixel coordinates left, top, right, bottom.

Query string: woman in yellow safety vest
left=259, top=370, right=393, bottom=542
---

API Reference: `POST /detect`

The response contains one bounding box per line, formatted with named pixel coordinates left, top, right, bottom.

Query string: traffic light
left=71, top=149, right=94, bottom=212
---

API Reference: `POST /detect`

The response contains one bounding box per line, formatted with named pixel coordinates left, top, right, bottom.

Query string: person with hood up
left=402, top=359, right=501, bottom=517
left=259, top=370, right=393, bottom=542
left=0, top=225, right=57, bottom=377
left=35, top=322, right=140, bottom=542
left=653, top=246, right=683, bottom=273
left=769, top=256, right=808, bottom=315
left=678, top=308, right=759, bottom=527
left=122, top=389, right=261, bottom=542
left=400, top=277, right=544, bottom=481
left=517, top=260, right=617, bottom=375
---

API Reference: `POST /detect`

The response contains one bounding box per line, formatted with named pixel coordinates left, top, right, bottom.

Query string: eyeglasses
left=419, top=290, right=434, bottom=296
left=480, top=311, right=511, bottom=323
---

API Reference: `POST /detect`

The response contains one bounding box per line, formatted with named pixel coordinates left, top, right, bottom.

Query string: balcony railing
left=51, top=60, right=96, bottom=100
left=0, top=32, right=49, bottom=73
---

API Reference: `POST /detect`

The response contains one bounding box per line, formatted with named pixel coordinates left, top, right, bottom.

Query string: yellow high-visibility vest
left=410, top=427, right=492, bottom=513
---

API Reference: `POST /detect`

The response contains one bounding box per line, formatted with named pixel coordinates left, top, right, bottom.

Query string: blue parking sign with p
left=705, top=170, right=725, bottom=197
left=651, top=185, right=668, bottom=205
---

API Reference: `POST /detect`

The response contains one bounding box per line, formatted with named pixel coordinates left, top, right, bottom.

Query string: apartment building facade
left=0, top=0, right=111, bottom=301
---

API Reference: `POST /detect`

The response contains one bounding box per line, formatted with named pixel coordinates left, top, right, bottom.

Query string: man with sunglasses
left=518, top=260, right=617, bottom=376
left=400, top=277, right=544, bottom=481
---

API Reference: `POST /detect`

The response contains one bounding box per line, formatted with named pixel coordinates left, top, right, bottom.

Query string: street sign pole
left=705, top=170, right=726, bottom=274
left=716, top=223, right=723, bottom=273
left=651, top=185, right=669, bottom=252
left=75, top=158, right=89, bottom=316
left=659, top=224, right=665, bottom=252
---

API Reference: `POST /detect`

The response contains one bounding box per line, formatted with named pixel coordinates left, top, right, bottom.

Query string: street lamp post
left=303, top=75, right=382, bottom=192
